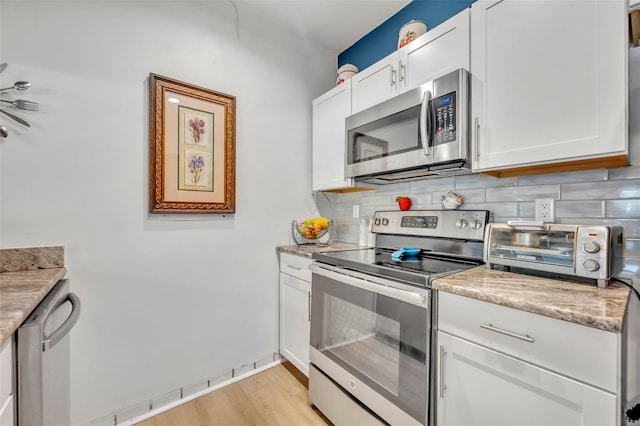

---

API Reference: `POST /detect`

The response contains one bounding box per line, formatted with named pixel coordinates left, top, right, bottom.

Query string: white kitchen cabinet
left=436, top=332, right=616, bottom=426
left=351, top=51, right=399, bottom=114
left=436, top=292, right=622, bottom=426
left=279, top=253, right=311, bottom=376
left=312, top=80, right=354, bottom=192
left=351, top=8, right=470, bottom=114
left=0, top=338, right=14, bottom=426
left=398, top=8, right=470, bottom=96
left=470, top=0, right=628, bottom=177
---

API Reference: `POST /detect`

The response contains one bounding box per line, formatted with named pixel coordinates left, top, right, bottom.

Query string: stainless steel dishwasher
left=16, top=279, right=81, bottom=426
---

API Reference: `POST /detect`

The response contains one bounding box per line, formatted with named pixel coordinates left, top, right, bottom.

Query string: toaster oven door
left=487, top=227, right=576, bottom=267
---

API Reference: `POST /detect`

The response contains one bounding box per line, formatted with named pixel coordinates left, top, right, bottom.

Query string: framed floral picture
left=149, top=73, right=236, bottom=214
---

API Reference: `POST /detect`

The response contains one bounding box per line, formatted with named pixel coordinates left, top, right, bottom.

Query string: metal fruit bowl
left=291, top=219, right=332, bottom=245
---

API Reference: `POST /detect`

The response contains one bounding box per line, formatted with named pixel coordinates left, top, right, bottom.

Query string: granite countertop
left=0, top=246, right=66, bottom=347
left=277, top=242, right=366, bottom=258
left=432, top=266, right=630, bottom=333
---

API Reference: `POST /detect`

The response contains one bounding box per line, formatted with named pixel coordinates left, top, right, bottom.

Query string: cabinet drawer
left=0, top=339, right=12, bottom=407
left=280, top=253, right=312, bottom=282
left=437, top=292, right=619, bottom=392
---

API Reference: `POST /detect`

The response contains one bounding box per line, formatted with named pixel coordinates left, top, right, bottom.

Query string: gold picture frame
left=149, top=73, right=236, bottom=214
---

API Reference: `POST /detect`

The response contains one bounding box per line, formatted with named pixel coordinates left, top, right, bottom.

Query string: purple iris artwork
left=188, top=154, right=205, bottom=185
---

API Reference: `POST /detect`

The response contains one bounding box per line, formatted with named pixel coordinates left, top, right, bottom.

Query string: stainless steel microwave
left=345, top=68, right=470, bottom=184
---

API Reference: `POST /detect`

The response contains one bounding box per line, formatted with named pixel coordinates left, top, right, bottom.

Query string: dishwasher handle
left=42, top=292, right=81, bottom=352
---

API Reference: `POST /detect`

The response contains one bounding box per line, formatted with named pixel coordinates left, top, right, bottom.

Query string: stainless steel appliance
left=345, top=68, right=470, bottom=184
left=17, top=279, right=81, bottom=426
left=484, top=222, right=624, bottom=288
left=309, top=209, right=489, bottom=426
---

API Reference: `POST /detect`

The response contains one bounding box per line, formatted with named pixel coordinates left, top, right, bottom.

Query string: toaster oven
left=484, top=222, right=624, bottom=287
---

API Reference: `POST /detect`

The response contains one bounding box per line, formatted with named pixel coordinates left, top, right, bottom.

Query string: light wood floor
left=137, top=364, right=331, bottom=426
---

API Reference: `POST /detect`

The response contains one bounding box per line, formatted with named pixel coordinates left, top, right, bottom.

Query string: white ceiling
left=233, top=0, right=412, bottom=53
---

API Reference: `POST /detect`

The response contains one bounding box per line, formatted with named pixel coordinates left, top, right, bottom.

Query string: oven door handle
left=310, top=264, right=427, bottom=307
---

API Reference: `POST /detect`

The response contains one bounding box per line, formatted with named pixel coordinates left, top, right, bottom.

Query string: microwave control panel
left=434, top=91, right=456, bottom=145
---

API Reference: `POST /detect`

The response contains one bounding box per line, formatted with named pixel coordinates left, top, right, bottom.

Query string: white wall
left=0, top=1, right=335, bottom=424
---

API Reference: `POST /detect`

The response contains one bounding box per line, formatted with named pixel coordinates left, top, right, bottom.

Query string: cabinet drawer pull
left=391, top=67, right=397, bottom=87
left=439, top=345, right=447, bottom=398
left=480, top=323, right=534, bottom=343
left=399, top=62, right=406, bottom=82
left=286, top=264, right=301, bottom=271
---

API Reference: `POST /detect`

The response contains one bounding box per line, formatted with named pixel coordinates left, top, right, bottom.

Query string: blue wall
left=338, top=0, right=475, bottom=72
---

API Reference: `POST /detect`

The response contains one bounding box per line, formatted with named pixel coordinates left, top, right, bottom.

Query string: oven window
left=347, top=105, right=422, bottom=164
left=311, top=273, right=428, bottom=424
left=323, top=294, right=403, bottom=395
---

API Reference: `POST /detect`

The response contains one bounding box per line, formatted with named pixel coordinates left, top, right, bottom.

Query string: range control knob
left=583, top=259, right=600, bottom=272
left=374, top=218, right=381, bottom=226
left=456, top=218, right=468, bottom=229
left=583, top=241, right=600, bottom=254
left=381, top=218, right=389, bottom=226
left=470, top=219, right=483, bottom=230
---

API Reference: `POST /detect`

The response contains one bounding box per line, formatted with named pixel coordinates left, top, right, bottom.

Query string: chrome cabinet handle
left=307, top=292, right=311, bottom=322
left=286, top=264, right=301, bottom=271
left=473, top=117, right=479, bottom=161
left=439, top=345, right=447, bottom=398
left=391, top=67, right=397, bottom=87
left=399, top=62, right=406, bottom=82
left=480, top=323, right=535, bottom=343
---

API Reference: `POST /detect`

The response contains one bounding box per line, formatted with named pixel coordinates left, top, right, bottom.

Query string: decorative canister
left=398, top=20, right=427, bottom=48
left=336, top=64, right=358, bottom=86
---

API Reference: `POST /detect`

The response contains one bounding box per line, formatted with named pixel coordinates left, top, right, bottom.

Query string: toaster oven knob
left=374, top=218, right=382, bottom=226
left=583, top=259, right=600, bottom=272
left=470, top=219, right=483, bottom=230
left=456, top=218, right=468, bottom=229
left=583, top=241, right=600, bottom=253
left=381, top=218, right=389, bottom=226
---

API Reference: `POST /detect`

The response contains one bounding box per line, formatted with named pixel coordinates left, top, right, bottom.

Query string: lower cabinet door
left=279, top=272, right=310, bottom=376
left=436, top=332, right=617, bottom=426
left=0, top=395, right=13, bottom=426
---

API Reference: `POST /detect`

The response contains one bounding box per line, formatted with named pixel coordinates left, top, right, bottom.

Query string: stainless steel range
left=309, top=209, right=489, bottom=426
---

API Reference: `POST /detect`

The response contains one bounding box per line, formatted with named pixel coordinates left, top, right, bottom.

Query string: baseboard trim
left=122, top=359, right=283, bottom=425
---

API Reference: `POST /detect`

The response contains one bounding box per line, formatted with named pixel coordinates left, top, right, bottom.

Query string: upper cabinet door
left=399, top=8, right=470, bottom=93
left=471, top=0, right=628, bottom=175
left=351, top=51, right=399, bottom=114
left=312, top=80, right=352, bottom=191
left=351, top=8, right=471, bottom=115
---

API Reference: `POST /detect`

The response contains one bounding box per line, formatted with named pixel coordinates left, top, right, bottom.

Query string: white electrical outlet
left=534, top=198, right=555, bottom=222
left=353, top=205, right=360, bottom=219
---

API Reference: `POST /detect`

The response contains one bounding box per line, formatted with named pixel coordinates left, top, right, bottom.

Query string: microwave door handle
left=420, top=90, right=432, bottom=157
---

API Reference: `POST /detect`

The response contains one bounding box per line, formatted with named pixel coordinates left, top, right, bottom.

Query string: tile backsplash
left=324, top=165, right=640, bottom=282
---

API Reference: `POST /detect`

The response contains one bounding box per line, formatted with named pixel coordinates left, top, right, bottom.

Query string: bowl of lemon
left=292, top=217, right=332, bottom=245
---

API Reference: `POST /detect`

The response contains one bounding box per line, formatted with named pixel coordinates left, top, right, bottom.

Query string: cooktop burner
left=374, top=248, right=480, bottom=275
left=312, top=209, right=490, bottom=287
left=312, top=248, right=481, bottom=287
